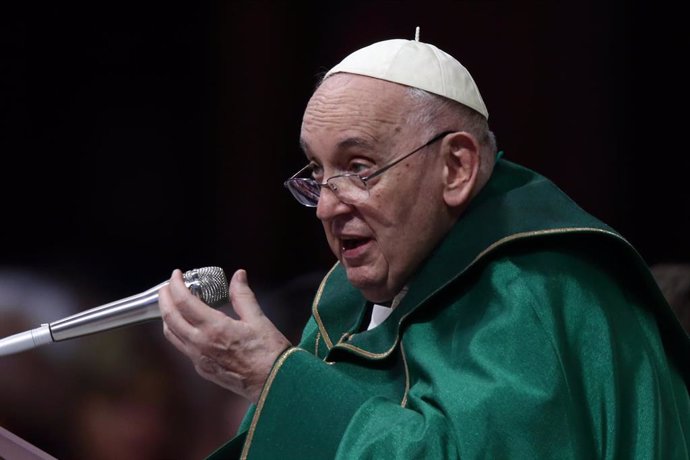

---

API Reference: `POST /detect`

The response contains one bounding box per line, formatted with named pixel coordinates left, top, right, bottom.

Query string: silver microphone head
left=183, top=266, right=229, bottom=308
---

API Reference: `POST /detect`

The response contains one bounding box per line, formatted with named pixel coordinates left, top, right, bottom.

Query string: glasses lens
left=285, top=174, right=369, bottom=207
left=328, top=175, right=369, bottom=205
left=286, top=178, right=320, bottom=207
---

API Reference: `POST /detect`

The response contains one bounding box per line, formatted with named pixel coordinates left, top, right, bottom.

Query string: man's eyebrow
left=337, top=136, right=375, bottom=151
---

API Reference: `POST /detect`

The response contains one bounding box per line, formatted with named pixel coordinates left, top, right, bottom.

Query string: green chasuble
left=209, top=158, right=690, bottom=459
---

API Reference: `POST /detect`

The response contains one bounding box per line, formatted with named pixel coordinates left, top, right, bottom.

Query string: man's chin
left=344, top=266, right=391, bottom=303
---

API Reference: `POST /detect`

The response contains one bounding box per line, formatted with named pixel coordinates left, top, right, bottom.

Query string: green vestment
left=209, top=158, right=690, bottom=459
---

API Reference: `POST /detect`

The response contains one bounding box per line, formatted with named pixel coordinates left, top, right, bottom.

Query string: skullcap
left=324, top=33, right=488, bottom=118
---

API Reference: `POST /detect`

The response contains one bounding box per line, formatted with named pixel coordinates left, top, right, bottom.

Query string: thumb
left=229, top=269, right=264, bottom=321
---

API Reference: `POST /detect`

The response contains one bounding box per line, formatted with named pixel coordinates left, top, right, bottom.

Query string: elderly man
left=159, top=36, right=689, bottom=459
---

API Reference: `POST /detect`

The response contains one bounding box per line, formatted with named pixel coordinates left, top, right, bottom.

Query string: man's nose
left=316, top=185, right=351, bottom=220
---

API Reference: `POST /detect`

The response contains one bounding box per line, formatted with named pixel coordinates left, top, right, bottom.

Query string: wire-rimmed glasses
left=284, top=130, right=454, bottom=207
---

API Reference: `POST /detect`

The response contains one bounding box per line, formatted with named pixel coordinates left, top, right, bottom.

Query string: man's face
left=299, top=74, right=451, bottom=302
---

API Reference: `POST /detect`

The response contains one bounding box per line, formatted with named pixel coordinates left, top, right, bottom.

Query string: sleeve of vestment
left=230, top=247, right=690, bottom=459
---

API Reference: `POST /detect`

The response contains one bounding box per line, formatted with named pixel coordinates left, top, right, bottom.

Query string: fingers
left=161, top=318, right=189, bottom=355
left=229, top=269, right=264, bottom=321
left=159, top=268, right=227, bottom=355
left=165, top=268, right=226, bottom=327
left=159, top=267, right=291, bottom=402
left=161, top=268, right=261, bottom=325
left=158, top=272, right=197, bottom=351
left=158, top=271, right=189, bottom=332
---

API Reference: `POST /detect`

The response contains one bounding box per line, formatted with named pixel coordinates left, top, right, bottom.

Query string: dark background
left=2, top=0, right=689, bottom=297
left=0, top=0, right=688, bottom=457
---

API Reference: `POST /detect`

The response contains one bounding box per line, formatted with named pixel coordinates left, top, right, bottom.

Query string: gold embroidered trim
left=314, top=332, right=321, bottom=357
left=400, top=341, right=410, bottom=408
left=312, top=263, right=340, bottom=350
left=241, top=347, right=302, bottom=460
left=329, top=227, right=629, bottom=359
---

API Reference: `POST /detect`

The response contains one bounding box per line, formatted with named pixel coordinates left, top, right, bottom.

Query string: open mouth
left=342, top=237, right=370, bottom=251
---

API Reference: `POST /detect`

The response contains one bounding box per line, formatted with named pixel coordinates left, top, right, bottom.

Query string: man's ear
left=442, top=132, right=480, bottom=208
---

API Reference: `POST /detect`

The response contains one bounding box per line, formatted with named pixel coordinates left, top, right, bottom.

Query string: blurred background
left=0, top=1, right=688, bottom=458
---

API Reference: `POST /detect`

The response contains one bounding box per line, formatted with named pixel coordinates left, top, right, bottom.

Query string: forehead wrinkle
left=301, top=75, right=416, bottom=164
left=303, top=80, right=404, bottom=134
left=303, top=105, right=400, bottom=135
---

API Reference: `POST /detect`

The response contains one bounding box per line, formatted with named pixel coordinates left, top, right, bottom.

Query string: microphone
left=0, top=266, right=229, bottom=357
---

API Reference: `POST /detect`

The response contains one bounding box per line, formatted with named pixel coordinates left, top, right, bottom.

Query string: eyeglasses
left=284, top=130, right=454, bottom=207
